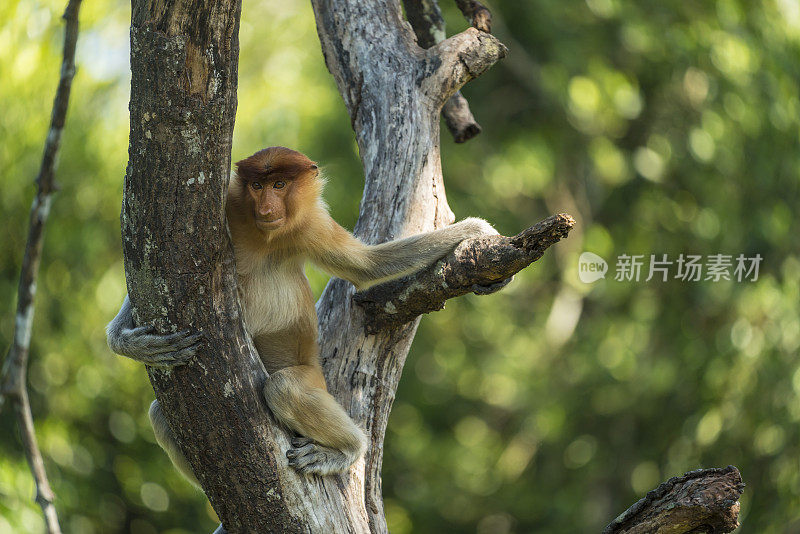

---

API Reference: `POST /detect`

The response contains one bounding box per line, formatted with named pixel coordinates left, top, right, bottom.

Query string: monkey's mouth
left=255, top=217, right=284, bottom=229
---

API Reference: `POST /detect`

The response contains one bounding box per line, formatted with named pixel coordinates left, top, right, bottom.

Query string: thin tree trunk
left=0, top=2, right=83, bottom=531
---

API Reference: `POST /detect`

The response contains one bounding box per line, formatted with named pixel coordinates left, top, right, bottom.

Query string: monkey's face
left=235, top=146, right=320, bottom=233
left=247, top=178, right=290, bottom=230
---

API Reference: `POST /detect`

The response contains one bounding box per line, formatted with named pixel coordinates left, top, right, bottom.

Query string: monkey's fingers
left=133, top=325, right=156, bottom=335
left=141, top=344, right=201, bottom=369
left=291, top=437, right=314, bottom=448
left=169, top=330, right=205, bottom=350
left=149, top=329, right=203, bottom=353
left=127, top=328, right=203, bottom=356
left=286, top=442, right=315, bottom=460
left=286, top=442, right=318, bottom=468
left=471, top=275, right=514, bottom=295
left=287, top=443, right=339, bottom=473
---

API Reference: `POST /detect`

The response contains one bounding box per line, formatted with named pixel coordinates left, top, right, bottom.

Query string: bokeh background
left=2, top=0, right=800, bottom=532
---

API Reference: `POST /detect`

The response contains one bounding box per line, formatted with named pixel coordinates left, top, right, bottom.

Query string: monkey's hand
left=458, top=218, right=515, bottom=294
left=106, top=296, right=203, bottom=369
left=110, top=326, right=203, bottom=369
left=457, top=217, right=499, bottom=239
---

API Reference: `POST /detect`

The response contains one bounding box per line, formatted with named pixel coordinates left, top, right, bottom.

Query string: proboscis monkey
left=107, top=146, right=507, bottom=481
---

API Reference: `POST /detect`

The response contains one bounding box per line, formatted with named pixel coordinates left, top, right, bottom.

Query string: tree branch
left=354, top=213, right=575, bottom=333
left=403, top=0, right=445, bottom=49
left=604, top=466, right=745, bottom=534
left=422, top=27, right=507, bottom=107
left=441, top=92, right=482, bottom=142
left=454, top=0, right=492, bottom=33
left=0, top=1, right=83, bottom=532
left=403, top=0, right=483, bottom=142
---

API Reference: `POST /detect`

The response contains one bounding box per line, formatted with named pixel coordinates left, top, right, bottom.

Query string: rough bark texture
left=123, top=1, right=305, bottom=531
left=454, top=0, right=492, bottom=32
left=604, top=466, right=744, bottom=534
left=354, top=213, right=575, bottom=333
left=310, top=2, right=508, bottom=531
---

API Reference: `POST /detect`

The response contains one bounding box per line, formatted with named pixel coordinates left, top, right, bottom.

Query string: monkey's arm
left=309, top=216, right=500, bottom=290
left=106, top=295, right=202, bottom=368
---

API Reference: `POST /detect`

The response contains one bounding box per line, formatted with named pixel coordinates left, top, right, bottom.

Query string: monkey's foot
left=286, top=437, right=356, bottom=476
left=472, top=275, right=514, bottom=295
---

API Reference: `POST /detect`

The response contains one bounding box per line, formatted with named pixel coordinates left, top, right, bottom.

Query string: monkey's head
left=233, top=146, right=321, bottom=233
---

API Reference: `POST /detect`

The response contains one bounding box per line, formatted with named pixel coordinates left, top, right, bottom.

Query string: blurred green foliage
left=1, top=0, right=799, bottom=532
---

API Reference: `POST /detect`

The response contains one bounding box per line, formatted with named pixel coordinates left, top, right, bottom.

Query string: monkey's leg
left=263, top=365, right=367, bottom=476
left=148, top=400, right=200, bottom=487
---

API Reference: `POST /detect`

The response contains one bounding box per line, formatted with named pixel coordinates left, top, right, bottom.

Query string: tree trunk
left=123, top=1, right=303, bottom=531
left=122, top=1, right=547, bottom=532
left=310, top=2, right=507, bottom=530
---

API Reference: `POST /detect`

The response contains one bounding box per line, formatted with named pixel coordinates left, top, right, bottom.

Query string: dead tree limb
left=604, top=466, right=745, bottom=534
left=403, top=0, right=486, bottom=142
left=355, top=213, right=575, bottom=333
left=454, top=0, right=492, bottom=33
left=0, top=1, right=83, bottom=532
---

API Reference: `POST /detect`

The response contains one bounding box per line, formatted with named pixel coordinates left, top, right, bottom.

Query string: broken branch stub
left=603, top=466, right=745, bottom=534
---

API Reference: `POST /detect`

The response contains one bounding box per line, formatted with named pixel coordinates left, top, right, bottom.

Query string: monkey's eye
left=273, top=181, right=286, bottom=189
left=251, top=181, right=263, bottom=190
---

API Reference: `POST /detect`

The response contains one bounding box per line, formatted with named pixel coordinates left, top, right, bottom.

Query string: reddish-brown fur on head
left=231, top=147, right=322, bottom=235
left=235, top=146, right=318, bottom=184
